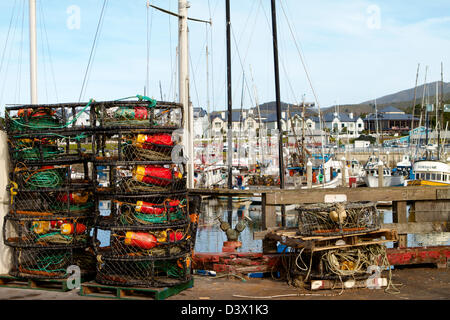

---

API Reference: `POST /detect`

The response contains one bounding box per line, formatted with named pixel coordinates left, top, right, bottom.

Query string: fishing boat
left=407, top=159, right=450, bottom=186
left=363, top=155, right=405, bottom=187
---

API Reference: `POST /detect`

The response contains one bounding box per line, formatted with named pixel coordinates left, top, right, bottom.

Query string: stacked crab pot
left=3, top=102, right=97, bottom=280
left=92, top=97, right=197, bottom=288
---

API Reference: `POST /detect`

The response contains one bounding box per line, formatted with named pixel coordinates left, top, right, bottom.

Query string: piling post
left=307, top=159, right=312, bottom=188
left=378, top=160, right=384, bottom=187
left=341, top=157, right=347, bottom=187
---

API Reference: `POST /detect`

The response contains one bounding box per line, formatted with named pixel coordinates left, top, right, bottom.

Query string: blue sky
left=0, top=0, right=450, bottom=114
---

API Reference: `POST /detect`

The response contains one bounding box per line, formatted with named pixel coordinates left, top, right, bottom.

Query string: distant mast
left=29, top=0, right=38, bottom=104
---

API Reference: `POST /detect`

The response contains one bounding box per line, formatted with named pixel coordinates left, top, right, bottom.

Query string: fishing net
left=9, top=189, right=95, bottom=216
left=93, top=100, right=183, bottom=130
left=5, top=102, right=94, bottom=133
left=11, top=162, right=91, bottom=190
left=94, top=163, right=186, bottom=195
left=97, top=194, right=189, bottom=227
left=9, top=247, right=96, bottom=280
left=95, top=254, right=193, bottom=288
left=8, top=131, right=93, bottom=164
left=3, top=215, right=94, bottom=249
left=297, top=202, right=380, bottom=237
left=93, top=129, right=183, bottom=162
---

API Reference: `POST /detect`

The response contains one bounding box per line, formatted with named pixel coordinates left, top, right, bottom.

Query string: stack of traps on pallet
left=4, top=102, right=97, bottom=281
left=91, top=99, right=198, bottom=289
left=269, top=201, right=398, bottom=290
left=2, top=97, right=198, bottom=294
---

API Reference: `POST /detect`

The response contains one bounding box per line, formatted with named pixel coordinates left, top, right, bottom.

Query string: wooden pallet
left=0, top=274, right=82, bottom=292
left=79, top=279, right=194, bottom=300
left=267, top=228, right=398, bottom=252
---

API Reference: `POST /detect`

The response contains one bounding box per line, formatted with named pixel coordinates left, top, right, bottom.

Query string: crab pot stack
left=92, top=98, right=197, bottom=288
left=287, top=202, right=395, bottom=288
left=3, top=103, right=97, bottom=280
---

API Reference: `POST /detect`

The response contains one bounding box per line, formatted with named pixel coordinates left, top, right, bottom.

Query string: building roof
left=322, top=112, right=359, bottom=123
left=193, top=107, right=208, bottom=118
left=379, top=106, right=404, bottom=114
left=364, top=113, right=418, bottom=121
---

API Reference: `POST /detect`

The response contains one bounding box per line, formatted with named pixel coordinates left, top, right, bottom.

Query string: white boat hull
left=364, top=175, right=405, bottom=188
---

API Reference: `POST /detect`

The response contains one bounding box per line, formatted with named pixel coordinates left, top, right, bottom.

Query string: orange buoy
left=168, top=230, right=184, bottom=242
left=135, top=134, right=174, bottom=149
left=133, top=166, right=173, bottom=186
left=60, top=223, right=87, bottom=235
left=124, top=232, right=157, bottom=249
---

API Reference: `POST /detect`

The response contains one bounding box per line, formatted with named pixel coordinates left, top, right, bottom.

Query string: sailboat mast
left=410, top=63, right=420, bottom=143
left=226, top=0, right=233, bottom=190
left=178, top=0, right=194, bottom=188
left=29, top=0, right=38, bottom=104
left=270, top=0, right=285, bottom=190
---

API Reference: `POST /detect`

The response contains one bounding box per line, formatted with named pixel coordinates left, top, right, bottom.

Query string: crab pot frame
left=92, top=100, right=183, bottom=130
left=92, top=129, right=183, bottom=162
left=11, top=162, right=92, bottom=190
left=9, top=188, right=96, bottom=217
left=3, top=214, right=94, bottom=249
left=8, top=131, right=94, bottom=165
left=297, top=202, right=380, bottom=237
left=93, top=162, right=186, bottom=195
left=92, top=224, right=193, bottom=259
left=94, top=254, right=192, bottom=288
left=95, top=193, right=189, bottom=227
left=287, top=244, right=388, bottom=281
left=9, top=247, right=96, bottom=280
left=5, top=103, right=95, bottom=134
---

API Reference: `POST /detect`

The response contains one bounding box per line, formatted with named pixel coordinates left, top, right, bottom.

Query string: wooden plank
left=393, top=201, right=408, bottom=248
left=79, top=280, right=194, bottom=300
left=310, top=239, right=394, bottom=252
left=264, top=186, right=447, bottom=205
left=381, top=222, right=450, bottom=234
left=261, top=193, right=276, bottom=230
left=437, top=188, right=450, bottom=200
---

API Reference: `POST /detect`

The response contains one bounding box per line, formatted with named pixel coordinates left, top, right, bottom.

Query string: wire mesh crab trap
left=92, top=98, right=183, bottom=130
left=297, top=202, right=380, bottom=237
left=5, top=102, right=95, bottom=134
left=94, top=162, right=186, bottom=195
left=95, top=254, right=193, bottom=288
left=9, top=188, right=95, bottom=217
left=8, top=131, right=93, bottom=164
left=11, top=162, right=92, bottom=190
left=3, top=214, right=94, bottom=249
left=93, top=129, right=183, bottom=162
left=96, top=193, right=189, bottom=227
left=9, top=247, right=96, bottom=280
left=286, top=244, right=390, bottom=282
left=92, top=224, right=194, bottom=259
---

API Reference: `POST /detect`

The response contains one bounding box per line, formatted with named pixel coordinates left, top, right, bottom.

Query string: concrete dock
left=0, top=266, right=448, bottom=300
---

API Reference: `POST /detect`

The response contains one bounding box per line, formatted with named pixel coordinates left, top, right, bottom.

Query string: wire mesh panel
left=297, top=202, right=380, bottom=237
left=97, top=194, right=189, bottom=227
left=10, top=247, right=97, bottom=279
left=10, top=189, right=95, bottom=216
left=93, top=99, right=183, bottom=130
left=95, top=254, right=192, bottom=288
left=5, top=102, right=94, bottom=134
left=11, top=162, right=91, bottom=190
left=93, top=223, right=195, bottom=259
left=3, top=215, right=94, bottom=249
left=94, top=163, right=186, bottom=195
left=93, top=129, right=183, bottom=162
left=8, top=131, right=93, bottom=164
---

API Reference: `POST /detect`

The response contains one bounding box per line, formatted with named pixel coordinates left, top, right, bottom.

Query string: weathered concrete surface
left=0, top=267, right=448, bottom=300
